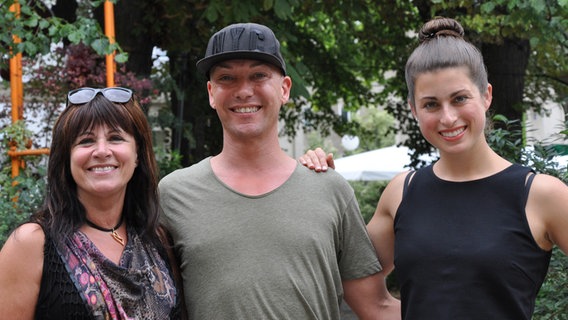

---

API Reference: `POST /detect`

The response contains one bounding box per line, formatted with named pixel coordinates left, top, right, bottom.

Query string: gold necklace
left=85, top=216, right=125, bottom=246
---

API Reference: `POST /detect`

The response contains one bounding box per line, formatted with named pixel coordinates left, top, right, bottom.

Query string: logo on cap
left=196, top=23, right=286, bottom=77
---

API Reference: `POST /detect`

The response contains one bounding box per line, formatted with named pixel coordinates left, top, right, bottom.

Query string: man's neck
left=210, top=145, right=297, bottom=196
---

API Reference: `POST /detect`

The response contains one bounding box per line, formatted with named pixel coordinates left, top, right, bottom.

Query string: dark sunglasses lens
left=102, top=88, right=132, bottom=103
left=68, top=88, right=97, bottom=104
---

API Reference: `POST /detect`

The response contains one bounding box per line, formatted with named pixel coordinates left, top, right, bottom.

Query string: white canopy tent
left=334, top=145, right=438, bottom=181
left=552, top=155, right=568, bottom=167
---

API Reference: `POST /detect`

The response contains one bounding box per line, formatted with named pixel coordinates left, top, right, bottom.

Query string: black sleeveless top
left=36, top=231, right=93, bottom=319
left=394, top=164, right=551, bottom=320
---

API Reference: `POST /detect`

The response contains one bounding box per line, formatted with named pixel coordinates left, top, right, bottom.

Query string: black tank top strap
left=522, top=170, right=537, bottom=205
left=402, top=170, right=416, bottom=197
left=525, top=170, right=536, bottom=187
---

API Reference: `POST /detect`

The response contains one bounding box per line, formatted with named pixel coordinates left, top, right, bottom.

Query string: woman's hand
left=298, top=148, right=335, bottom=172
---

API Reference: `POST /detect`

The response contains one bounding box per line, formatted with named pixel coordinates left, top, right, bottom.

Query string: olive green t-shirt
left=159, top=158, right=381, bottom=319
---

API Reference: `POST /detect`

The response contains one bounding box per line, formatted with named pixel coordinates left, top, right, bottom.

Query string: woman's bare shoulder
left=1, top=222, right=45, bottom=259
left=10, top=222, right=44, bottom=242
left=0, top=222, right=45, bottom=317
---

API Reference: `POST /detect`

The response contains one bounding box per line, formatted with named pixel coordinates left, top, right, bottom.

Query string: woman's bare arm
left=0, top=223, right=45, bottom=319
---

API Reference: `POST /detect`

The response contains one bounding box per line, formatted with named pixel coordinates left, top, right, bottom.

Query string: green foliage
left=460, top=0, right=568, bottom=115
left=156, top=149, right=183, bottom=179
left=0, top=122, right=47, bottom=247
left=486, top=115, right=525, bottom=162
left=0, top=163, right=47, bottom=247
left=349, top=180, right=388, bottom=223
left=14, top=0, right=566, bottom=175
left=0, top=120, right=33, bottom=150
left=350, top=108, right=396, bottom=154
left=280, top=1, right=417, bottom=138
left=150, top=108, right=185, bottom=179
left=535, top=247, right=568, bottom=320
left=305, top=131, right=339, bottom=157
left=0, top=1, right=125, bottom=70
left=302, top=105, right=395, bottom=161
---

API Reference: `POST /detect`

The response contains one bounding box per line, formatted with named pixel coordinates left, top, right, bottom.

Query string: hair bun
left=418, top=17, right=464, bottom=44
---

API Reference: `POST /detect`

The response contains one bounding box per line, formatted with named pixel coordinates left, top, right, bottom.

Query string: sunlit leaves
left=115, top=52, right=128, bottom=64
left=263, top=0, right=274, bottom=11
left=274, top=0, right=293, bottom=19
left=0, top=2, right=124, bottom=68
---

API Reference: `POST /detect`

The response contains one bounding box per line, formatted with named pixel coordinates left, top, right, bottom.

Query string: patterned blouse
left=36, top=225, right=182, bottom=319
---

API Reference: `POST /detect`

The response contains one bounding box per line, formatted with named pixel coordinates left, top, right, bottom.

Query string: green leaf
left=274, top=0, right=292, bottom=19
left=24, top=42, right=38, bottom=56
left=19, top=5, right=33, bottom=16
left=91, top=38, right=110, bottom=55
left=68, top=30, right=82, bottom=44
left=24, top=15, right=38, bottom=28
left=263, top=0, right=274, bottom=10
left=59, top=24, right=74, bottom=38
left=480, top=2, right=496, bottom=14
left=492, top=114, right=509, bottom=123
left=204, top=5, right=219, bottom=23
left=48, top=25, right=58, bottom=36
left=115, top=52, right=128, bottom=63
left=91, top=0, right=108, bottom=6
left=38, top=19, right=50, bottom=30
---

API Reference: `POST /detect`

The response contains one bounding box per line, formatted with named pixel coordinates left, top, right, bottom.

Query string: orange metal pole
left=9, top=54, right=23, bottom=123
left=9, top=2, right=23, bottom=180
left=8, top=148, right=51, bottom=157
left=104, top=0, right=116, bottom=87
left=8, top=149, right=50, bottom=179
left=9, top=2, right=23, bottom=123
left=8, top=1, right=50, bottom=189
left=10, top=147, right=20, bottom=181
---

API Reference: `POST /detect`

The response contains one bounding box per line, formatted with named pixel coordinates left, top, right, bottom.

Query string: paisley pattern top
left=57, top=226, right=178, bottom=319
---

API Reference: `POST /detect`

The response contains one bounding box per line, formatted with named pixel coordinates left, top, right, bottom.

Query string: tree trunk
left=482, top=38, right=530, bottom=125
left=94, top=1, right=162, bottom=78
left=51, top=0, right=78, bottom=23
left=168, top=51, right=223, bottom=166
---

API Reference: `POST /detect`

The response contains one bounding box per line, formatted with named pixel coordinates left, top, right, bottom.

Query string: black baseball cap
left=196, top=23, right=286, bottom=77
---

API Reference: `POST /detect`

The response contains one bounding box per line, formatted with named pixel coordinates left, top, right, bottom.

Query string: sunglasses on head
left=67, top=87, right=133, bottom=105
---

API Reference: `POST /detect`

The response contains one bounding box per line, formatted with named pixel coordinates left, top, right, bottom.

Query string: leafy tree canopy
left=1, top=0, right=567, bottom=164
left=0, top=0, right=126, bottom=68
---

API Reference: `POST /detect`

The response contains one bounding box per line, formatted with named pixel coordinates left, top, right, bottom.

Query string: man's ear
left=207, top=81, right=216, bottom=109
left=280, top=76, right=292, bottom=104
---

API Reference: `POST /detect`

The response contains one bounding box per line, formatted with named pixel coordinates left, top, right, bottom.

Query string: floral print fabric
left=57, top=227, right=177, bottom=319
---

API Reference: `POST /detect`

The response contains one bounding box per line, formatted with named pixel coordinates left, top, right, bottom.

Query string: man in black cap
left=159, top=22, right=400, bottom=320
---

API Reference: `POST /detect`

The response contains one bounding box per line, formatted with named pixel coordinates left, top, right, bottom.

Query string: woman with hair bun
left=301, top=17, right=568, bottom=319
